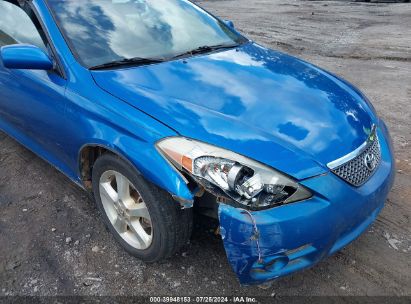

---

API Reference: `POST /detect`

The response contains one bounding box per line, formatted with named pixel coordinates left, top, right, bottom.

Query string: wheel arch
left=78, top=143, right=135, bottom=190
left=77, top=141, right=195, bottom=206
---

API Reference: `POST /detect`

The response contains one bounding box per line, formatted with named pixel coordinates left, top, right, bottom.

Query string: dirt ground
left=0, top=0, right=410, bottom=298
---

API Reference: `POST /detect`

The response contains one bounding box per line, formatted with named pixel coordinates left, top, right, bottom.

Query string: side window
left=0, top=1, right=47, bottom=51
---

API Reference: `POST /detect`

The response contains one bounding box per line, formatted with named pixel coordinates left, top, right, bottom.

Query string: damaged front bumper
left=218, top=125, right=395, bottom=285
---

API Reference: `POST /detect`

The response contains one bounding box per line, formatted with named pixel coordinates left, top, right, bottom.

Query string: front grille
left=331, top=136, right=381, bottom=187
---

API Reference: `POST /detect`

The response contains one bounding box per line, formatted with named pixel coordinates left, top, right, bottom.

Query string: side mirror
left=0, top=44, right=53, bottom=70
left=224, top=20, right=235, bottom=29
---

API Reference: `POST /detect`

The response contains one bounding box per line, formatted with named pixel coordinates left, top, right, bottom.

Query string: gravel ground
left=1, top=0, right=410, bottom=298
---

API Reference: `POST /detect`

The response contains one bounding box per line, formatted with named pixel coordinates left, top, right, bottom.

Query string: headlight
left=157, top=137, right=312, bottom=210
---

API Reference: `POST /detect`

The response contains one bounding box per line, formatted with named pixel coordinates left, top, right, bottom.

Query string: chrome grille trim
left=327, top=125, right=381, bottom=187
left=327, top=140, right=369, bottom=170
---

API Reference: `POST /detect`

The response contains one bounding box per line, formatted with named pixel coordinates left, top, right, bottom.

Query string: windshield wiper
left=89, top=57, right=165, bottom=70
left=171, top=43, right=240, bottom=60
left=89, top=43, right=239, bottom=69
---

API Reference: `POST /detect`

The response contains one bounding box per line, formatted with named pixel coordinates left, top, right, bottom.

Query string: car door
left=0, top=0, right=70, bottom=170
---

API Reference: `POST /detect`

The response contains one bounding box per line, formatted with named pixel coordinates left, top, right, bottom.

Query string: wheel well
left=79, top=145, right=113, bottom=190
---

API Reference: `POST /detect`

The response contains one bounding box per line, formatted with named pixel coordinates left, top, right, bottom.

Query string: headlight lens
left=157, top=137, right=311, bottom=209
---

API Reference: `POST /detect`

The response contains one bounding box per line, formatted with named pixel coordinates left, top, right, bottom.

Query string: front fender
left=79, top=137, right=194, bottom=204
left=62, top=67, right=194, bottom=204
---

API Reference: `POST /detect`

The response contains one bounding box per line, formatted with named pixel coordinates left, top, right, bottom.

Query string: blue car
left=0, top=0, right=395, bottom=285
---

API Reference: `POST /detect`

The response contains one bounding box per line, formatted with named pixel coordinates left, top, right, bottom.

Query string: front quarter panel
left=62, top=62, right=193, bottom=202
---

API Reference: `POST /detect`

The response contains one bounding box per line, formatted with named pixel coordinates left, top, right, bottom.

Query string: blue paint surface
left=0, top=0, right=394, bottom=284
left=219, top=125, right=394, bottom=284
left=1, top=44, right=53, bottom=70
left=91, top=41, right=377, bottom=179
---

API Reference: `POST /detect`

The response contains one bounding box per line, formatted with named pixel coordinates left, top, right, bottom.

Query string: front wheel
left=92, top=153, right=192, bottom=262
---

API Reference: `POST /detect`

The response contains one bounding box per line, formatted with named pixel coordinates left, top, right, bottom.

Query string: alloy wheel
left=99, top=170, right=153, bottom=250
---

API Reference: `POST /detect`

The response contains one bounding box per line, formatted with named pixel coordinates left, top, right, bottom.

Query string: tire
left=92, top=153, right=193, bottom=262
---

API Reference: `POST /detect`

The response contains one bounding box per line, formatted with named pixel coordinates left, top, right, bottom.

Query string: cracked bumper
left=218, top=124, right=395, bottom=285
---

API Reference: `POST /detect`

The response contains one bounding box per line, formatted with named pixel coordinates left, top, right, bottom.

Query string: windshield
left=46, top=0, right=246, bottom=68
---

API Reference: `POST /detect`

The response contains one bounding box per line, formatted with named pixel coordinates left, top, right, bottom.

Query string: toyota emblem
left=364, top=153, right=377, bottom=171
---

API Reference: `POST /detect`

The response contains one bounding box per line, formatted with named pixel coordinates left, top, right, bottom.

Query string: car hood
left=91, top=42, right=377, bottom=180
